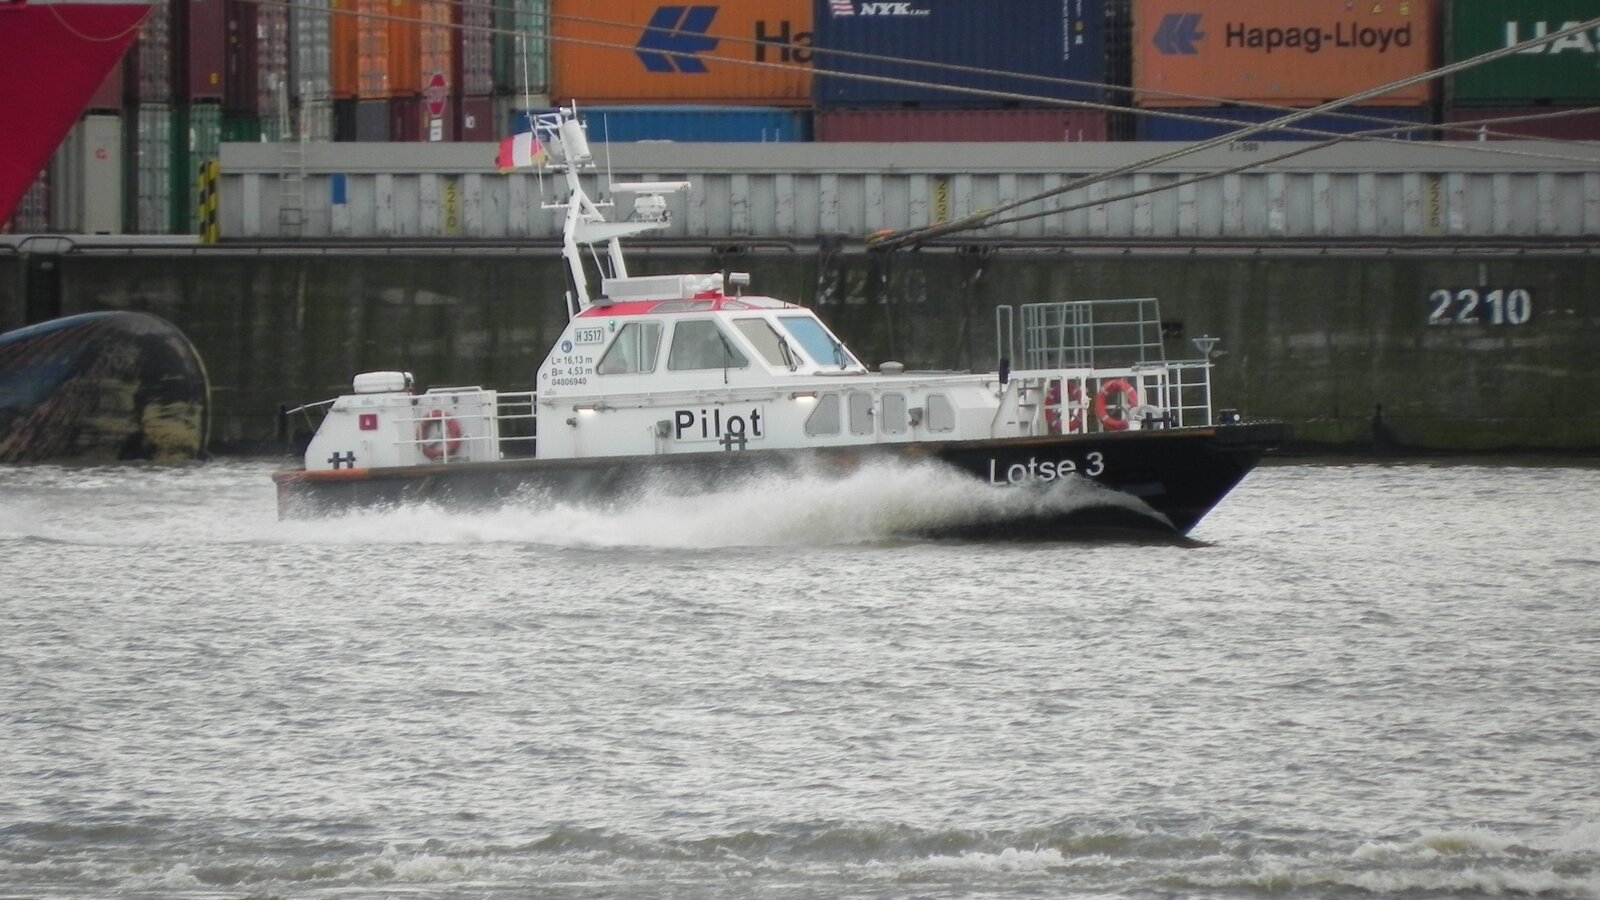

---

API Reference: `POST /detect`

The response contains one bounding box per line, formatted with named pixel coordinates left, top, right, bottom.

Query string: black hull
left=274, top=422, right=1289, bottom=540
left=0, top=312, right=210, bottom=464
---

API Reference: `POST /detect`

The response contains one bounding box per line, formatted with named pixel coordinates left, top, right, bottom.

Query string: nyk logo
left=832, top=1, right=931, bottom=16
left=635, top=6, right=812, bottom=72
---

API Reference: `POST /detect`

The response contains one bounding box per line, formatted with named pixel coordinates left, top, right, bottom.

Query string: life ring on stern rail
left=1094, top=379, right=1139, bottom=431
left=417, top=409, right=463, bottom=460
left=1044, top=382, right=1084, bottom=433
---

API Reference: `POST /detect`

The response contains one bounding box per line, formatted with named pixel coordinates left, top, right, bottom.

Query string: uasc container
left=813, top=0, right=1106, bottom=108
left=550, top=0, right=812, bottom=106
left=1447, top=0, right=1600, bottom=105
left=1132, top=0, right=1437, bottom=108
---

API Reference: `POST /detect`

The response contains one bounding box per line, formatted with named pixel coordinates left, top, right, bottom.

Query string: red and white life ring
left=1044, top=381, right=1085, bottom=434
left=417, top=409, right=463, bottom=460
left=1094, top=379, right=1139, bottom=431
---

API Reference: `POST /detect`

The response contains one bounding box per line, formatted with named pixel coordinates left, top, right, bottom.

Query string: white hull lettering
left=987, top=452, right=1105, bottom=485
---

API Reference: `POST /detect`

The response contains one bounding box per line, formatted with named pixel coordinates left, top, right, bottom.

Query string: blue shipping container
left=812, top=0, right=1106, bottom=108
left=1135, top=107, right=1434, bottom=142
left=510, top=106, right=812, bottom=143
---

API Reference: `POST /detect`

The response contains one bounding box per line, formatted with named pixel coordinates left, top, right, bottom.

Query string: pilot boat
left=273, top=107, right=1288, bottom=538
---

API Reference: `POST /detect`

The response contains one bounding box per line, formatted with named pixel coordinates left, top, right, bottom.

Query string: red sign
left=425, top=72, right=448, bottom=118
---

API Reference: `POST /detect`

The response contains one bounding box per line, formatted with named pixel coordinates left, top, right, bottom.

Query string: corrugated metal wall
left=219, top=139, right=1600, bottom=241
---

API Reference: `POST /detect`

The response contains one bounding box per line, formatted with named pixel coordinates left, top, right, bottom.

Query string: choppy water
left=2, top=458, right=1598, bottom=898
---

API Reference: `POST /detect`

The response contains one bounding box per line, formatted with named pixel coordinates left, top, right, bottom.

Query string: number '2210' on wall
left=1427, top=289, right=1533, bottom=326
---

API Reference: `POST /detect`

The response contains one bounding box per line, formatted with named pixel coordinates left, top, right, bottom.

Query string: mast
left=533, top=106, right=691, bottom=319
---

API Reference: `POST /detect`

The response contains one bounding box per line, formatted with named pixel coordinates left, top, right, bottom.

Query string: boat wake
left=287, top=458, right=1174, bottom=549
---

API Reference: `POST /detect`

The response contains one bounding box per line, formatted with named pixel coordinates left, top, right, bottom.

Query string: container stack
left=1129, top=0, right=1436, bottom=142
left=1443, top=0, right=1600, bottom=141
left=812, top=0, right=1110, bottom=142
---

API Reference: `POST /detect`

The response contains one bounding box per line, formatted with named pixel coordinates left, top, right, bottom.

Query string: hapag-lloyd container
left=1447, top=0, right=1600, bottom=105
left=813, top=0, right=1106, bottom=108
left=1132, top=0, right=1438, bottom=108
left=550, top=0, right=812, bottom=105
left=816, top=109, right=1110, bottom=141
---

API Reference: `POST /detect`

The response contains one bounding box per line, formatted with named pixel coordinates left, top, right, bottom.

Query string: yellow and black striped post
left=198, top=160, right=220, bottom=244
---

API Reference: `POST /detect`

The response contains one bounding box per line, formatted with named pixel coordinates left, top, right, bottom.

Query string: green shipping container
left=1448, top=0, right=1600, bottom=105
left=492, top=0, right=550, bottom=97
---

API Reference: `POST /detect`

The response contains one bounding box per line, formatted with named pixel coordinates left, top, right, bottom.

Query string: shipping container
left=52, top=115, right=124, bottom=234
left=1135, top=105, right=1433, bottom=142
left=334, top=97, right=359, bottom=139
left=816, top=108, right=1109, bottom=142
left=1132, top=0, right=1437, bottom=108
left=135, top=0, right=173, bottom=102
left=391, top=97, right=459, bottom=141
left=3, top=169, right=51, bottom=233
left=300, top=99, right=337, bottom=140
left=492, top=0, right=549, bottom=95
left=355, top=0, right=455, bottom=98
left=551, top=0, right=811, bottom=105
left=814, top=0, right=1105, bottom=108
left=460, top=95, right=496, bottom=141
left=457, top=0, right=494, bottom=96
left=292, top=0, right=333, bottom=102
left=1447, top=0, right=1600, bottom=105
left=258, top=0, right=291, bottom=115
left=355, top=98, right=390, bottom=139
left=1444, top=105, right=1600, bottom=141
left=187, top=0, right=228, bottom=101
left=331, top=0, right=359, bottom=98
left=512, top=106, right=812, bottom=142
left=133, top=103, right=174, bottom=234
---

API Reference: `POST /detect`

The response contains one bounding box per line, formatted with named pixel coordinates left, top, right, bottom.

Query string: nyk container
left=816, top=109, right=1110, bottom=142
left=187, top=0, right=228, bottom=101
left=512, top=106, right=813, bottom=142
left=813, top=0, right=1106, bottom=108
left=1444, top=106, right=1600, bottom=141
left=1132, top=0, right=1438, bottom=108
left=1135, top=105, right=1432, bottom=141
left=492, top=0, right=550, bottom=95
left=550, top=0, right=812, bottom=106
left=1447, top=0, right=1600, bottom=105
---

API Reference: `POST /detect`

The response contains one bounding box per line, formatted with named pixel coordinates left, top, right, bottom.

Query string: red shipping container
left=1132, top=0, right=1438, bottom=108
left=817, top=109, right=1109, bottom=142
left=1444, top=106, right=1600, bottom=141
left=390, top=97, right=458, bottom=141
left=187, top=0, right=228, bottom=101
left=459, top=95, right=495, bottom=142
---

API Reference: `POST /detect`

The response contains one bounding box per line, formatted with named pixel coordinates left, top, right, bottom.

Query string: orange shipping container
left=551, top=0, right=811, bottom=106
left=1133, top=0, right=1438, bottom=108
left=354, top=0, right=455, bottom=98
left=332, top=0, right=360, bottom=99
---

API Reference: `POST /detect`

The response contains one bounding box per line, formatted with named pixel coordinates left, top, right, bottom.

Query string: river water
left=2, top=458, right=1597, bottom=899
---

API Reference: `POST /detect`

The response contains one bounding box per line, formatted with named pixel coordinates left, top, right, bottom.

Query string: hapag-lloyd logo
left=1153, top=12, right=1415, bottom=55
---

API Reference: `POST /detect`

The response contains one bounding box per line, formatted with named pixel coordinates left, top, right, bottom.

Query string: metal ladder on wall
left=277, top=79, right=307, bottom=237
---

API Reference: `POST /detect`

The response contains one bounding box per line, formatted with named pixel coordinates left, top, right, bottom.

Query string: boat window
left=596, top=321, right=662, bottom=375
left=804, top=393, right=841, bottom=436
left=881, top=393, right=907, bottom=435
left=733, top=318, right=799, bottom=369
left=667, top=319, right=750, bottom=371
left=927, top=394, right=956, bottom=433
left=778, top=315, right=858, bottom=369
left=848, top=391, right=874, bottom=435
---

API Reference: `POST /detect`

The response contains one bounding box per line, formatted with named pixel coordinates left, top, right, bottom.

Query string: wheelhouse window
left=778, top=315, right=857, bottom=369
left=733, top=318, right=799, bottom=370
left=667, top=320, right=749, bottom=371
left=596, top=321, right=662, bottom=375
